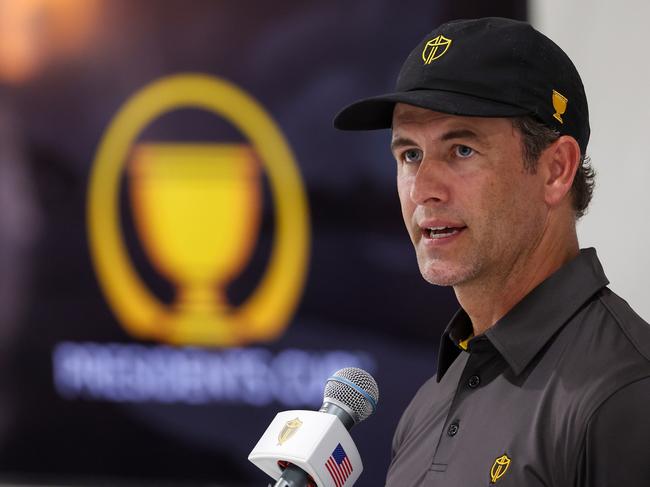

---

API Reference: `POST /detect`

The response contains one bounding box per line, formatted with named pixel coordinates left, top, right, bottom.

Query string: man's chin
left=421, top=274, right=460, bottom=287
left=418, top=262, right=475, bottom=287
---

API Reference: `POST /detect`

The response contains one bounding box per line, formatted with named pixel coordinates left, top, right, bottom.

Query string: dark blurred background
left=0, top=1, right=523, bottom=485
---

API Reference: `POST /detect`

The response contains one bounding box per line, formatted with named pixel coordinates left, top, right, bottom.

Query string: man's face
left=392, top=103, right=548, bottom=288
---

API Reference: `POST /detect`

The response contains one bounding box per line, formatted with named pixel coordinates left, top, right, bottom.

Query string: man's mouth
left=423, top=226, right=466, bottom=239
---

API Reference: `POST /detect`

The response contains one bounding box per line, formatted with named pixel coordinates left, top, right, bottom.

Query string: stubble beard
left=416, top=249, right=484, bottom=288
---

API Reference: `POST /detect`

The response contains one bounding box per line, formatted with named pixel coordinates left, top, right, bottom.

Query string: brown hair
left=513, top=116, right=595, bottom=219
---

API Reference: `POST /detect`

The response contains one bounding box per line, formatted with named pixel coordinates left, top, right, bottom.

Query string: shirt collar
left=437, top=248, right=609, bottom=381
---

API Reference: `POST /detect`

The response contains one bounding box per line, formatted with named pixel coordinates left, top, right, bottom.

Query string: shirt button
left=447, top=422, right=459, bottom=437
left=468, top=375, right=480, bottom=388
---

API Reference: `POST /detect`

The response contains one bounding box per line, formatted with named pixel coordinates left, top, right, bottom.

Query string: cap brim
left=333, top=90, right=530, bottom=130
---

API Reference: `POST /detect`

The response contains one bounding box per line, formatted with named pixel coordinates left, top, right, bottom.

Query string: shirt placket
left=430, top=337, right=499, bottom=471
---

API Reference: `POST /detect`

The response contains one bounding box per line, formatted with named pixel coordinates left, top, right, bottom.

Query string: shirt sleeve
left=577, top=376, right=650, bottom=487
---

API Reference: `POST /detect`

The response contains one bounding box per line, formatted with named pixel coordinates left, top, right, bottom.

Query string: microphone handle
left=318, top=401, right=355, bottom=430
left=273, top=464, right=312, bottom=487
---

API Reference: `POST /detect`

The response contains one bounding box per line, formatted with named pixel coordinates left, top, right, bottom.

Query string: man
left=334, top=17, right=650, bottom=486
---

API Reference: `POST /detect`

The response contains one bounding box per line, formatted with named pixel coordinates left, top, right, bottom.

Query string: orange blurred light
left=0, top=0, right=102, bottom=83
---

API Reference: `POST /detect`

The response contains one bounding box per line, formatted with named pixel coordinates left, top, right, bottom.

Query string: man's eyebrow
left=390, top=136, right=417, bottom=152
left=390, top=129, right=485, bottom=152
left=439, top=129, right=483, bottom=142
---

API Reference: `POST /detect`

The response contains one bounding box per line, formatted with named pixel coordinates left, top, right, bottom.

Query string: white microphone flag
left=248, top=410, right=363, bottom=487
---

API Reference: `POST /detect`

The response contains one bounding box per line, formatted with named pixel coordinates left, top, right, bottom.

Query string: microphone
left=275, top=368, right=379, bottom=487
left=249, top=367, right=379, bottom=487
left=319, top=367, right=379, bottom=429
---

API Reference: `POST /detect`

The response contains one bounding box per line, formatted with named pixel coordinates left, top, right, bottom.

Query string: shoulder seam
left=573, top=375, right=650, bottom=485
left=569, top=292, right=650, bottom=484
left=598, top=292, right=650, bottom=362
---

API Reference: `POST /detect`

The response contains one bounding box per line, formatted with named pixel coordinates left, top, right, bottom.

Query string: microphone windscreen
left=324, top=367, right=379, bottom=424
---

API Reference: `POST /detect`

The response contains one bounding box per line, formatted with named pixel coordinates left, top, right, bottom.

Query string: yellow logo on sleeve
left=490, top=454, right=511, bottom=484
left=422, top=35, right=452, bottom=64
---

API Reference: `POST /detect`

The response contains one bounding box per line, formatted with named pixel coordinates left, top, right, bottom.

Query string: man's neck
left=454, top=225, right=579, bottom=336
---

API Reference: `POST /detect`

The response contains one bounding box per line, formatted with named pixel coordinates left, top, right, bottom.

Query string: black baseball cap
left=334, top=17, right=590, bottom=153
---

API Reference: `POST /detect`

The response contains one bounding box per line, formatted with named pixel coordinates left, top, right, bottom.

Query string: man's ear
left=540, top=135, right=581, bottom=208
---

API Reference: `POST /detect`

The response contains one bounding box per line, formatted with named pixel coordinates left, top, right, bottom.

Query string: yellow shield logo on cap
left=422, top=35, right=452, bottom=64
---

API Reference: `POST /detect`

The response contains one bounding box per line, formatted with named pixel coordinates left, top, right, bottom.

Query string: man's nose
left=409, top=158, right=450, bottom=205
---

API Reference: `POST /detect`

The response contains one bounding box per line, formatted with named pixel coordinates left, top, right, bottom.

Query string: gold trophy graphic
left=552, top=89, right=568, bottom=123
left=128, top=143, right=261, bottom=341
left=87, top=74, right=310, bottom=347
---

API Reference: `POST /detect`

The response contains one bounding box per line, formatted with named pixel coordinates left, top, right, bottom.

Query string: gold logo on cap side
left=422, top=35, right=452, bottom=64
left=490, top=454, right=511, bottom=484
left=278, top=417, right=303, bottom=445
left=552, top=89, right=568, bottom=123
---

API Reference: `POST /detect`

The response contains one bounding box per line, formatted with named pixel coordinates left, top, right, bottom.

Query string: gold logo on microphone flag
left=278, top=417, right=303, bottom=445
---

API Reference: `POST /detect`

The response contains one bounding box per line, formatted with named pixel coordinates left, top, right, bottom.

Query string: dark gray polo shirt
left=386, top=248, right=650, bottom=486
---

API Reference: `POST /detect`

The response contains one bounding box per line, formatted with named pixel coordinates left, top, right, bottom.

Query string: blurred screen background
left=0, top=1, right=523, bottom=485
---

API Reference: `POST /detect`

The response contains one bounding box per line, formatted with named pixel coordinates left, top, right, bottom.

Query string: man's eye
left=455, top=145, right=474, bottom=158
left=403, top=149, right=423, bottom=163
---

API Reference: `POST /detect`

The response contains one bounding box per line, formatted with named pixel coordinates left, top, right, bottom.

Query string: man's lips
left=419, top=222, right=467, bottom=241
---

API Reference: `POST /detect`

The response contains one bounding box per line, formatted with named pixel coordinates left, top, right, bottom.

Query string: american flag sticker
left=325, top=443, right=353, bottom=487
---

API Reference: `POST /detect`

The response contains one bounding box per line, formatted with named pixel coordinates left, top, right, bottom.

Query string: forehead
left=392, top=103, right=453, bottom=125
left=391, top=103, right=517, bottom=141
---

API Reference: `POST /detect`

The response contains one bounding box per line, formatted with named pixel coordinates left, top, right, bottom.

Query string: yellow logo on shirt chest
left=490, top=454, right=511, bottom=483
